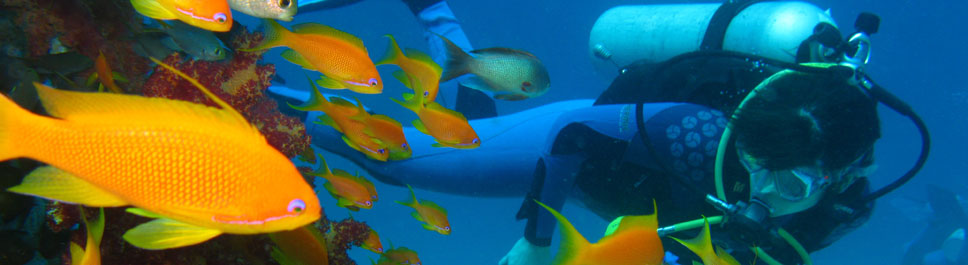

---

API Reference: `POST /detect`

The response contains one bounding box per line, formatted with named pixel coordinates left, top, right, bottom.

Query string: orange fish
left=392, top=90, right=479, bottom=149
left=243, top=19, right=382, bottom=94
left=670, top=217, right=740, bottom=265
left=268, top=224, right=330, bottom=265
left=3, top=58, right=320, bottom=250
left=361, top=227, right=384, bottom=254
left=86, top=52, right=125, bottom=93
left=306, top=154, right=377, bottom=211
left=352, top=112, right=411, bottom=160
left=396, top=185, right=450, bottom=235
left=290, top=77, right=389, bottom=161
left=376, top=34, right=443, bottom=102
left=130, top=0, right=233, bottom=32
left=376, top=246, right=421, bottom=265
left=69, top=207, right=104, bottom=265
left=535, top=200, right=665, bottom=265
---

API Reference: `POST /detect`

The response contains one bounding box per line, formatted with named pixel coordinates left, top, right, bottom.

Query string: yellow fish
left=2, top=58, right=320, bottom=250
left=396, top=185, right=451, bottom=235
left=244, top=19, right=382, bottom=94
left=361, top=227, right=384, bottom=254
left=268, top=224, right=330, bottom=265
left=290, top=77, right=389, bottom=161
left=70, top=207, right=104, bottom=265
left=130, top=0, right=233, bottom=32
left=306, top=154, right=377, bottom=211
left=392, top=89, right=479, bottom=149
left=535, top=200, right=665, bottom=265
left=376, top=34, right=443, bottom=102
left=670, top=217, right=740, bottom=265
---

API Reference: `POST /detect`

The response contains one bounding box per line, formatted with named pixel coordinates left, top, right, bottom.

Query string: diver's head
left=731, top=68, right=880, bottom=217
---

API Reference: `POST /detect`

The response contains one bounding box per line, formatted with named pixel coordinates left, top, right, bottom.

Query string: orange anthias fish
left=376, top=246, right=421, bottom=265
left=535, top=200, right=665, bottom=265
left=86, top=52, right=125, bottom=93
left=670, top=217, right=740, bottom=265
left=396, top=185, right=450, bottom=235
left=243, top=19, right=382, bottom=94
left=376, top=34, right=443, bottom=102
left=306, top=154, right=377, bottom=211
left=2, top=58, right=320, bottom=250
left=268, top=224, right=330, bottom=265
left=392, top=90, right=479, bottom=149
left=353, top=112, right=411, bottom=160
left=130, top=0, right=233, bottom=32
left=290, top=77, right=389, bottom=161
left=361, top=227, right=384, bottom=254
left=70, top=208, right=104, bottom=265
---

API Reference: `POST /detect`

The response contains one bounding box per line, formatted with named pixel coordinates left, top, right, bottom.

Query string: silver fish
left=439, top=35, right=550, bottom=101
left=229, top=0, right=298, bottom=22
left=158, top=20, right=231, bottom=61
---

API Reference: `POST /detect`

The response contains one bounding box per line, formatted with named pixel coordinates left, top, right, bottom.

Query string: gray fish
left=229, top=0, right=298, bottom=21
left=439, top=35, right=550, bottom=101
left=158, top=20, right=231, bottom=61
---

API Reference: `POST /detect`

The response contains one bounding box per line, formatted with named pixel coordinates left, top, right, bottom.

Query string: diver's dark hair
left=731, top=70, right=880, bottom=171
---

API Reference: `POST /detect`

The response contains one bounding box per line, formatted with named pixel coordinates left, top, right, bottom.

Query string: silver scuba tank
left=589, top=1, right=837, bottom=78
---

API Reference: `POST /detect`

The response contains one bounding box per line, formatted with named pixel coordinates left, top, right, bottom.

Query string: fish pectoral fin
left=431, top=142, right=448, bottom=148
left=130, top=0, right=178, bottom=20
left=421, top=223, right=437, bottom=231
left=315, top=115, right=342, bottom=132
left=70, top=242, right=84, bottom=265
left=280, top=49, right=315, bottom=70
left=322, top=182, right=340, bottom=199
left=410, top=211, right=425, bottom=222
left=336, top=197, right=354, bottom=208
left=342, top=136, right=363, bottom=152
left=122, top=218, right=222, bottom=250
left=412, top=120, right=429, bottom=135
left=316, top=76, right=346, bottom=89
left=8, top=166, right=128, bottom=207
left=391, top=70, right=414, bottom=90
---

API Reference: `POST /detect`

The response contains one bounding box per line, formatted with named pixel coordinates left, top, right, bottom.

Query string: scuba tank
left=589, top=1, right=837, bottom=78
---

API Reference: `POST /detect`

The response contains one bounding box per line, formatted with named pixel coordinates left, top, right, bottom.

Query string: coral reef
left=142, top=28, right=311, bottom=158
left=1, top=0, right=150, bottom=92
left=323, top=218, right=373, bottom=265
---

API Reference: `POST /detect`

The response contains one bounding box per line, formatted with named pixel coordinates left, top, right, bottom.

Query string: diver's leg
left=404, top=0, right=496, bottom=119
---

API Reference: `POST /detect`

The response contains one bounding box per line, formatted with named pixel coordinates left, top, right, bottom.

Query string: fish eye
left=401, top=143, right=409, bottom=149
left=472, top=138, right=479, bottom=144
left=365, top=201, right=372, bottom=206
left=368, top=78, right=379, bottom=87
left=287, top=199, right=306, bottom=213
left=423, top=91, right=429, bottom=97
left=378, top=148, right=386, bottom=154
left=279, top=0, right=291, bottom=7
left=443, top=226, right=451, bottom=231
left=214, top=13, right=227, bottom=23
left=215, top=49, right=223, bottom=56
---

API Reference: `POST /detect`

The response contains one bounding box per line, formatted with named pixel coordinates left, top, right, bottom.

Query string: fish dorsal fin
left=371, top=114, right=402, bottom=127
left=469, top=47, right=537, bottom=59
left=418, top=199, right=448, bottom=215
left=425, top=101, right=467, bottom=120
left=403, top=48, right=443, bottom=75
left=34, top=58, right=260, bottom=137
left=606, top=200, right=659, bottom=237
left=671, top=217, right=716, bottom=261
left=291, top=23, right=365, bottom=51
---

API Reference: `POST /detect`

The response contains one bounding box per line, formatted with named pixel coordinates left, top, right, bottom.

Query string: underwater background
left=0, top=0, right=965, bottom=264
left=257, top=1, right=966, bottom=264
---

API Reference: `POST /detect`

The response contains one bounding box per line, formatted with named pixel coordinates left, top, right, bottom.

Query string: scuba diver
left=279, top=0, right=931, bottom=264
left=901, top=185, right=968, bottom=265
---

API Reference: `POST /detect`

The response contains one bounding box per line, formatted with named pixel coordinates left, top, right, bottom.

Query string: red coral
left=45, top=202, right=78, bottom=233
left=142, top=28, right=311, bottom=158
left=324, top=218, right=372, bottom=265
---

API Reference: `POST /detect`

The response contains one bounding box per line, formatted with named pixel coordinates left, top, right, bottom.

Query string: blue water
left=236, top=0, right=968, bottom=264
